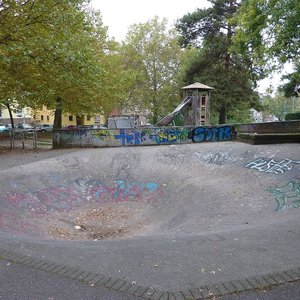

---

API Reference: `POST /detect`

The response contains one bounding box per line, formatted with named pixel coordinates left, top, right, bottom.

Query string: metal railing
left=9, top=129, right=37, bottom=150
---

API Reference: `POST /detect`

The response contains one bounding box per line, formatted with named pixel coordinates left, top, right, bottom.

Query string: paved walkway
left=0, top=142, right=299, bottom=299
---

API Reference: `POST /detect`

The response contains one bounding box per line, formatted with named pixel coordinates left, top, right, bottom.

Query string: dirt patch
left=44, top=202, right=152, bottom=240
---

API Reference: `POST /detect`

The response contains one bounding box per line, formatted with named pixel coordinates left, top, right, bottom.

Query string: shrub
left=285, top=112, right=300, bottom=121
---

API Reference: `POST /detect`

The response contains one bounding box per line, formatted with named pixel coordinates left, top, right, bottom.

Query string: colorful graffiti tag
left=151, top=128, right=190, bottom=144
left=0, top=178, right=162, bottom=234
left=245, top=158, right=300, bottom=175
left=114, top=129, right=146, bottom=146
left=54, top=125, right=234, bottom=148
left=268, top=181, right=300, bottom=211
left=188, top=126, right=232, bottom=143
left=113, top=128, right=192, bottom=146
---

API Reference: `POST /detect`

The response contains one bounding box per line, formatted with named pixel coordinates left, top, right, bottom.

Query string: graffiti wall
left=53, top=125, right=234, bottom=148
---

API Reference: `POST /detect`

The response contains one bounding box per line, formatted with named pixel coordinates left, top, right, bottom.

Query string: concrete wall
left=236, top=120, right=300, bottom=144
left=53, top=125, right=233, bottom=148
left=236, top=120, right=300, bottom=134
left=53, top=120, right=300, bottom=148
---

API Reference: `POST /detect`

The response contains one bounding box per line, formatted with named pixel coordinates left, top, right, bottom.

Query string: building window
left=69, top=115, right=73, bottom=121
left=16, top=110, right=22, bottom=118
left=0, top=110, right=2, bottom=117
left=86, top=115, right=91, bottom=121
left=33, top=115, right=36, bottom=119
left=41, top=115, right=44, bottom=121
left=47, top=115, right=50, bottom=121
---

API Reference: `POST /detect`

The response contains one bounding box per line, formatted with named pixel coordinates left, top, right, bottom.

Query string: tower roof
left=182, top=82, right=214, bottom=90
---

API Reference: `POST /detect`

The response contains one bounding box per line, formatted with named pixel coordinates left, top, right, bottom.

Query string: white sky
left=91, top=0, right=210, bottom=41
left=90, top=0, right=292, bottom=94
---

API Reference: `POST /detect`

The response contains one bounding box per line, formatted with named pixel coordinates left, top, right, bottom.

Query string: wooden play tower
left=182, top=82, right=214, bottom=126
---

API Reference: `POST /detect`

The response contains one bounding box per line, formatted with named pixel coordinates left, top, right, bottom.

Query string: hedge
left=285, top=112, right=300, bottom=121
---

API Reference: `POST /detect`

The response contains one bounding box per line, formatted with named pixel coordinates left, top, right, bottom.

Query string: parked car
left=16, top=124, right=35, bottom=132
left=64, top=125, right=78, bottom=130
left=36, top=124, right=53, bottom=132
left=77, top=125, right=99, bottom=129
left=92, top=124, right=107, bottom=129
left=0, top=125, right=7, bottom=132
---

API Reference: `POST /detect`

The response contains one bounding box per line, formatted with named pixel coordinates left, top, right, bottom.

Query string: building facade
left=0, top=104, right=105, bottom=127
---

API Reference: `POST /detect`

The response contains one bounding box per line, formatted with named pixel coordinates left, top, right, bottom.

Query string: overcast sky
left=91, top=0, right=210, bottom=41
left=90, top=0, right=292, bottom=94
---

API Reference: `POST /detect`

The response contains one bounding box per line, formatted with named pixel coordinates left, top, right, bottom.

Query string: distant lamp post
left=294, top=84, right=300, bottom=96
left=292, top=84, right=300, bottom=112
left=22, top=108, right=26, bottom=124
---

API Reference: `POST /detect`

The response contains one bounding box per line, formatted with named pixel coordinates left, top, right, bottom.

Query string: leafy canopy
left=176, top=0, right=260, bottom=124
left=121, top=17, right=192, bottom=124
left=233, top=0, right=300, bottom=67
left=0, top=0, right=124, bottom=127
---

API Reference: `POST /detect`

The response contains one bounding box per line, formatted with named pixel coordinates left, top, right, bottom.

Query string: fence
left=0, top=130, right=37, bottom=150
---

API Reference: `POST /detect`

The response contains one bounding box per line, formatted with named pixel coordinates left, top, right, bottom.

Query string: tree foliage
left=176, top=0, right=260, bottom=124
left=121, top=17, right=192, bottom=124
left=233, top=0, right=300, bottom=67
left=279, top=65, right=300, bottom=98
left=261, top=92, right=287, bottom=121
left=0, top=0, right=124, bottom=128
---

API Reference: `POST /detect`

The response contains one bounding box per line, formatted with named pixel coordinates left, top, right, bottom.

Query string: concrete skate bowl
left=0, top=142, right=300, bottom=293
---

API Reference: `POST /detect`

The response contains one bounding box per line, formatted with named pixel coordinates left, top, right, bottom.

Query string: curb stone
left=0, top=247, right=300, bottom=299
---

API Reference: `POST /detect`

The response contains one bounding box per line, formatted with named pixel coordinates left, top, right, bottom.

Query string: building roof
left=182, top=82, right=214, bottom=90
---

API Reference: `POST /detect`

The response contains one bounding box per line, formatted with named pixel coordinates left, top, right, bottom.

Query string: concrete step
left=238, top=133, right=300, bottom=144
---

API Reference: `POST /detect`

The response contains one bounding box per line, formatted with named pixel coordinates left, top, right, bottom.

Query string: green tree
left=233, top=0, right=300, bottom=67
left=0, top=0, right=124, bottom=128
left=262, top=92, right=289, bottom=121
left=176, top=0, right=260, bottom=124
left=280, top=65, right=300, bottom=98
left=121, top=17, right=191, bottom=124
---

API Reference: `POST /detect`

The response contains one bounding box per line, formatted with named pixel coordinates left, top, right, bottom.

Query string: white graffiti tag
left=245, top=158, right=300, bottom=175
left=269, top=181, right=300, bottom=211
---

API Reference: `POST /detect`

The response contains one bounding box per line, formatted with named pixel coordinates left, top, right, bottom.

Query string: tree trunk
left=152, top=107, right=158, bottom=125
left=53, top=97, right=62, bottom=129
left=6, top=102, right=14, bottom=128
left=219, top=105, right=226, bottom=124
left=219, top=0, right=234, bottom=125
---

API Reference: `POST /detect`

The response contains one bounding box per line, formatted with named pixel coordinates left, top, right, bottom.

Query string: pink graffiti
left=0, top=178, right=163, bottom=234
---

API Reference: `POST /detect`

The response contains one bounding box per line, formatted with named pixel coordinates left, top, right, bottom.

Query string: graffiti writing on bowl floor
left=268, top=181, right=300, bottom=212
left=0, top=178, right=162, bottom=235
left=245, top=158, right=300, bottom=175
left=195, top=150, right=251, bottom=166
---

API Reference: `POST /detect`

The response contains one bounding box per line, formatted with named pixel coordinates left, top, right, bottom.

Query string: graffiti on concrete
left=113, top=128, right=191, bottom=146
left=114, top=180, right=158, bottom=200
left=0, top=178, right=162, bottom=234
left=73, top=129, right=87, bottom=137
left=193, top=150, right=251, bottom=166
left=149, top=128, right=190, bottom=144
left=90, top=129, right=118, bottom=144
left=188, top=126, right=232, bottom=143
left=245, top=158, right=300, bottom=175
left=110, top=152, right=140, bottom=180
left=61, top=157, right=80, bottom=169
left=114, top=129, right=145, bottom=146
left=54, top=125, right=234, bottom=148
left=268, top=181, right=300, bottom=211
left=202, top=152, right=231, bottom=165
